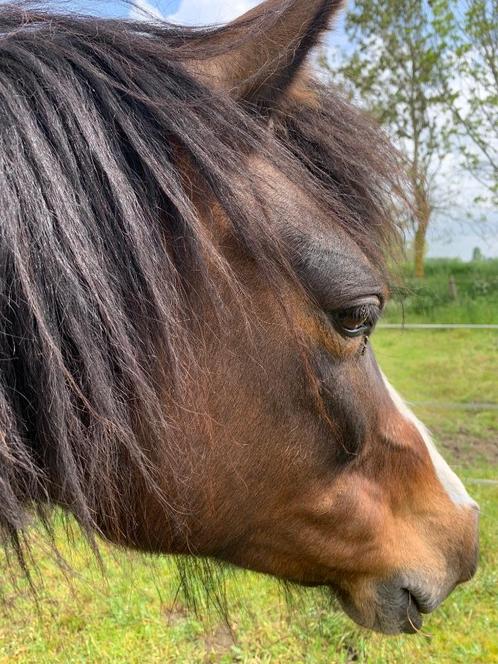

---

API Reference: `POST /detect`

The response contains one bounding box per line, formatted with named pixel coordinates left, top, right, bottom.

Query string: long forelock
left=0, top=3, right=405, bottom=556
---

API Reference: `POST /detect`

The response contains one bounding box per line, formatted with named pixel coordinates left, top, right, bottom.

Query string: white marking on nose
left=381, top=372, right=477, bottom=509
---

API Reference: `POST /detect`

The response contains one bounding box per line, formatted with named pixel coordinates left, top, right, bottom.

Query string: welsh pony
left=0, top=0, right=478, bottom=634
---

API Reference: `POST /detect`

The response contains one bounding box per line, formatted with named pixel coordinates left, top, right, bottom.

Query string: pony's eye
left=331, top=301, right=381, bottom=338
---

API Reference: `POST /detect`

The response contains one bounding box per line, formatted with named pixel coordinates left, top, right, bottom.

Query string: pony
left=0, top=0, right=478, bottom=634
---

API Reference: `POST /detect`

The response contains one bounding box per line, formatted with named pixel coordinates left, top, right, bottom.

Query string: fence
left=379, top=323, right=498, bottom=330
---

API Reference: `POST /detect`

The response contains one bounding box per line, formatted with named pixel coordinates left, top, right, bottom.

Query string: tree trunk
left=413, top=183, right=431, bottom=279
left=414, top=222, right=428, bottom=278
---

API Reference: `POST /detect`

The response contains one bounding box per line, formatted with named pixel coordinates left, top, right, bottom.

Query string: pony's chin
left=336, top=585, right=427, bottom=635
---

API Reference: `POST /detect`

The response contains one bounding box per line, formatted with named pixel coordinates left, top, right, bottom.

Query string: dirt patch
left=343, top=643, right=360, bottom=662
left=203, top=623, right=236, bottom=662
left=437, top=430, right=498, bottom=466
left=162, top=601, right=189, bottom=625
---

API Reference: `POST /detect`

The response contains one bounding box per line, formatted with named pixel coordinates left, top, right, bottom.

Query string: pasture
left=1, top=260, right=497, bottom=664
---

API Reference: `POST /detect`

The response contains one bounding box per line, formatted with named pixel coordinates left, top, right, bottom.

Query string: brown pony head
left=0, top=0, right=478, bottom=634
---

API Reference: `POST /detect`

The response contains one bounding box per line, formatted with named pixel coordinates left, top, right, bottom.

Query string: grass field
left=0, top=261, right=497, bottom=664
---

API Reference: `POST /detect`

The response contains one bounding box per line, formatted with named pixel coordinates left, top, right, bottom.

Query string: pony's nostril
left=459, top=544, right=479, bottom=583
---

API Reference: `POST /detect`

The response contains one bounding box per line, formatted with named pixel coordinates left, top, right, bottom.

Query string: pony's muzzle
left=398, top=505, right=479, bottom=634
left=399, top=505, right=479, bottom=634
left=338, top=504, right=479, bottom=635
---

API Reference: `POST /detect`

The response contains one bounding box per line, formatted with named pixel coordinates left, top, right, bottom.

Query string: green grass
left=374, top=329, right=498, bottom=446
left=1, top=292, right=497, bottom=662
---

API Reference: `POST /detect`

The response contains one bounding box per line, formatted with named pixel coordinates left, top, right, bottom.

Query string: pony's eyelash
left=336, top=303, right=381, bottom=325
left=340, top=303, right=380, bottom=323
left=330, top=301, right=382, bottom=338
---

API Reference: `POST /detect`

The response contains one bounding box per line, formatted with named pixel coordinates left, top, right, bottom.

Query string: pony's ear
left=194, top=0, right=344, bottom=111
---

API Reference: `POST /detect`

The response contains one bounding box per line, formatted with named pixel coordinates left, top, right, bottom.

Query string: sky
left=12, top=0, right=498, bottom=259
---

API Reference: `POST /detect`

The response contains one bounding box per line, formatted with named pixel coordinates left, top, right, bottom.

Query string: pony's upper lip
left=403, top=577, right=455, bottom=615
left=405, top=588, right=434, bottom=614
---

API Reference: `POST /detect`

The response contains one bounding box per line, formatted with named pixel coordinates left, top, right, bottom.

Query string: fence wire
left=379, top=323, right=498, bottom=330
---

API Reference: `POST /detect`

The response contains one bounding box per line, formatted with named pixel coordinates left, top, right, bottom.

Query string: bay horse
left=0, top=0, right=478, bottom=634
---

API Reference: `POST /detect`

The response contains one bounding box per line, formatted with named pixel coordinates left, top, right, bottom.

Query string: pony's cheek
left=305, top=476, right=398, bottom=567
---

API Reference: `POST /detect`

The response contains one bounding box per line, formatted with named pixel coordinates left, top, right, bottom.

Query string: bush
left=385, top=258, right=498, bottom=323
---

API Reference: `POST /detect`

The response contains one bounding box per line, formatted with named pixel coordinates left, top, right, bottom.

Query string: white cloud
left=166, top=0, right=260, bottom=26
left=129, top=0, right=165, bottom=22
left=129, top=0, right=260, bottom=26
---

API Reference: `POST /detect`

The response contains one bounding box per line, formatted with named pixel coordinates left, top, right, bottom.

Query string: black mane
left=0, top=2, right=404, bottom=552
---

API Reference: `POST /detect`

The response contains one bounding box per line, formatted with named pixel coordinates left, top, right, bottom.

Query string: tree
left=438, top=0, right=498, bottom=206
left=323, top=0, right=456, bottom=277
left=472, top=246, right=484, bottom=261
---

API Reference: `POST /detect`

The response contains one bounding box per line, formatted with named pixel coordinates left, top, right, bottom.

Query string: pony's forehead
left=245, top=153, right=387, bottom=299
